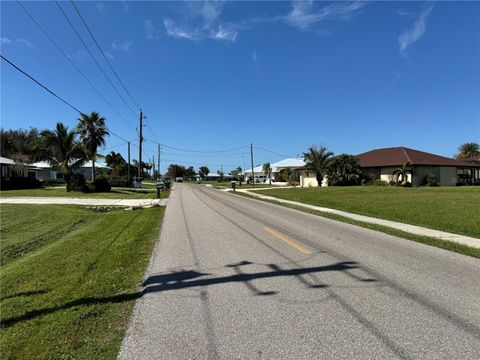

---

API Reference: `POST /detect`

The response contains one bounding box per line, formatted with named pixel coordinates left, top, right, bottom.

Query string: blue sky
left=1, top=1, right=479, bottom=172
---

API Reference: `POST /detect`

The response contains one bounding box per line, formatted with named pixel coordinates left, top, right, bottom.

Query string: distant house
left=31, top=161, right=111, bottom=181
left=200, top=172, right=234, bottom=181
left=244, top=158, right=306, bottom=182
left=357, top=147, right=479, bottom=186
left=1, top=156, right=17, bottom=181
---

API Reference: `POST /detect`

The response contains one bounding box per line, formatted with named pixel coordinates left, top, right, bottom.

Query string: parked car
left=175, top=177, right=183, bottom=183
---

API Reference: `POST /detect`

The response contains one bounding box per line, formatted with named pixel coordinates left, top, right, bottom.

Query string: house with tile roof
left=356, top=147, right=479, bottom=186
left=299, top=147, right=479, bottom=187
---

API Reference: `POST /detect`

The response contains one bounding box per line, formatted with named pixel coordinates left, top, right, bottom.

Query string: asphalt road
left=119, top=183, right=480, bottom=360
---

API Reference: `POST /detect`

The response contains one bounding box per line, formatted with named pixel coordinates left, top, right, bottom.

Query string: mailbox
left=156, top=181, right=164, bottom=198
left=230, top=180, right=237, bottom=191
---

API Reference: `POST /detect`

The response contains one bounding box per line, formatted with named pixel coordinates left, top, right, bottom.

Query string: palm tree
left=40, top=122, right=86, bottom=191
left=456, top=142, right=480, bottom=160
left=392, top=162, right=414, bottom=186
left=303, top=145, right=334, bottom=187
left=262, top=162, right=272, bottom=185
left=76, top=112, right=109, bottom=181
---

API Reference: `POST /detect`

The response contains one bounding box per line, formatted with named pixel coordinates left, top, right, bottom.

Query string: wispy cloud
left=0, top=37, right=12, bottom=44
left=251, top=51, right=259, bottom=68
left=104, top=52, right=115, bottom=60
left=144, top=20, right=159, bottom=40
left=112, top=40, right=133, bottom=52
left=68, top=48, right=114, bottom=61
left=16, top=38, right=34, bottom=49
left=68, top=49, right=89, bottom=61
left=120, top=0, right=129, bottom=13
left=96, top=2, right=105, bottom=14
left=285, top=0, right=368, bottom=31
left=398, top=2, right=435, bottom=58
left=163, top=0, right=237, bottom=42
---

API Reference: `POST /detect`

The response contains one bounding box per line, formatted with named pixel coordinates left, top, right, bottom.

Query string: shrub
left=68, top=173, right=87, bottom=192
left=107, top=176, right=129, bottom=187
left=365, top=179, right=388, bottom=186
left=43, top=179, right=66, bottom=187
left=424, top=174, right=439, bottom=187
left=401, top=181, right=412, bottom=187
left=0, top=177, right=42, bottom=190
left=91, top=176, right=111, bottom=192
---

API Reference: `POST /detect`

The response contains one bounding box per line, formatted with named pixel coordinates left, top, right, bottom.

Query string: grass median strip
left=0, top=204, right=165, bottom=359
left=232, top=191, right=480, bottom=259
left=254, top=186, right=480, bottom=239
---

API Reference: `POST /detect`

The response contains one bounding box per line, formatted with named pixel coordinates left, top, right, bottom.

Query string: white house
left=31, top=160, right=111, bottom=181
left=244, top=158, right=306, bottom=183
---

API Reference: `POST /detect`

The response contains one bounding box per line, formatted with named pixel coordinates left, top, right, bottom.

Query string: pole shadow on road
left=1, top=260, right=376, bottom=328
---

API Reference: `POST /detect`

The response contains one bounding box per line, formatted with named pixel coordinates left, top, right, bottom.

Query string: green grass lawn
left=0, top=187, right=170, bottom=199
left=0, top=204, right=165, bottom=359
left=254, top=186, right=480, bottom=238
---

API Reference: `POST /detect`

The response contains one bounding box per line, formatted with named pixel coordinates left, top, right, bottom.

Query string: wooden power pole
left=157, top=144, right=160, bottom=179
left=250, top=143, right=255, bottom=187
left=138, top=110, right=143, bottom=178
left=127, top=141, right=131, bottom=187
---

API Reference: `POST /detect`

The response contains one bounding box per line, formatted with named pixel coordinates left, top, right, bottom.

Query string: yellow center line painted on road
left=263, top=227, right=312, bottom=254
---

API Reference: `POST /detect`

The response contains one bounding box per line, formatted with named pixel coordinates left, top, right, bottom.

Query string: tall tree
left=262, top=162, right=272, bottom=185
left=40, top=122, right=86, bottom=191
left=105, top=151, right=127, bottom=176
left=166, top=164, right=186, bottom=178
left=198, top=166, right=210, bottom=178
left=185, top=166, right=196, bottom=178
left=76, top=112, right=109, bottom=181
left=456, top=142, right=480, bottom=160
left=327, top=154, right=363, bottom=186
left=0, top=127, right=46, bottom=162
left=303, top=145, right=334, bottom=187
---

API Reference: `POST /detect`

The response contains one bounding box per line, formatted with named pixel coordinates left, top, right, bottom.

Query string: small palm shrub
left=69, top=173, right=87, bottom=192
left=424, top=175, right=439, bottom=187
left=90, top=176, right=111, bottom=192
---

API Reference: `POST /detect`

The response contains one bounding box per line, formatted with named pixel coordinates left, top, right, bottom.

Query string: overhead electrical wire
left=55, top=0, right=137, bottom=118
left=1, top=54, right=83, bottom=114
left=255, top=146, right=298, bottom=159
left=1, top=54, right=130, bottom=144
left=142, top=137, right=249, bottom=153
left=70, top=0, right=141, bottom=111
left=16, top=0, right=135, bottom=131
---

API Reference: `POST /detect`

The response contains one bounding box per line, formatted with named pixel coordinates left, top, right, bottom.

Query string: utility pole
left=138, top=110, right=143, bottom=179
left=157, top=144, right=160, bottom=179
left=250, top=143, right=255, bottom=187
left=152, top=155, right=155, bottom=180
left=127, top=141, right=131, bottom=187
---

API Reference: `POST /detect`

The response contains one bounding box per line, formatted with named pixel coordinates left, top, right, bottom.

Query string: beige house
left=357, top=147, right=479, bottom=186
left=299, top=168, right=328, bottom=187
left=299, top=147, right=479, bottom=187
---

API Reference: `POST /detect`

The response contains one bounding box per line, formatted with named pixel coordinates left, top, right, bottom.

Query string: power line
left=160, top=158, right=240, bottom=167
left=255, top=146, right=298, bottom=159
left=1, top=54, right=132, bottom=145
left=143, top=138, right=249, bottom=153
left=70, top=0, right=141, bottom=111
left=1, top=54, right=83, bottom=114
left=16, top=1, right=135, bottom=131
left=55, top=0, right=137, bottom=118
